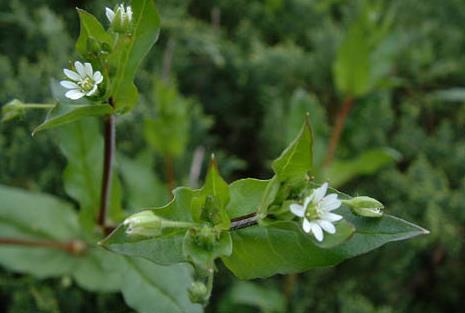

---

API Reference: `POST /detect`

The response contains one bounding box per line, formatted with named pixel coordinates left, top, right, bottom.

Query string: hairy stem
left=97, top=113, right=116, bottom=228
left=0, top=237, right=87, bottom=255
left=323, top=96, right=354, bottom=167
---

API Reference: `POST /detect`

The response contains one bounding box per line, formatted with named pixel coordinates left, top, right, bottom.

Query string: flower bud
left=188, top=281, right=208, bottom=304
left=194, top=225, right=218, bottom=250
left=106, top=4, right=133, bottom=33
left=2, top=99, right=25, bottom=122
left=343, top=196, right=384, bottom=217
left=123, top=210, right=163, bottom=237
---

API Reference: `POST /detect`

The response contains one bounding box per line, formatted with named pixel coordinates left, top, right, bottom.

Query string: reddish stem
left=165, top=154, right=176, bottom=198
left=323, top=96, right=354, bottom=167
left=0, top=237, right=86, bottom=255
left=97, top=114, right=116, bottom=228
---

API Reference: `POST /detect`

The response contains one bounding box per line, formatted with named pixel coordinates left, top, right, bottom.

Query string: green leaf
left=227, top=178, right=269, bottom=217
left=271, top=116, right=313, bottom=184
left=72, top=247, right=126, bottom=292
left=57, top=118, right=123, bottom=230
left=75, top=8, right=112, bottom=57
left=100, top=186, right=199, bottom=265
left=323, top=148, right=401, bottom=187
left=0, top=185, right=80, bottom=278
left=194, top=158, right=230, bottom=228
left=108, top=0, right=161, bottom=112
left=144, top=78, right=191, bottom=157
left=219, top=281, right=286, bottom=313
left=183, top=229, right=232, bottom=268
left=119, top=153, right=169, bottom=210
left=222, top=210, right=427, bottom=279
left=33, top=103, right=112, bottom=135
left=121, top=257, right=203, bottom=313
left=333, top=20, right=371, bottom=96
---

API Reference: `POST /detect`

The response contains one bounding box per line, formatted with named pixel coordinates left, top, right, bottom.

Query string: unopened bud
left=123, top=210, right=163, bottom=237
left=106, top=4, right=133, bottom=33
left=343, top=196, right=384, bottom=217
left=2, top=99, right=25, bottom=122
left=188, top=281, right=208, bottom=304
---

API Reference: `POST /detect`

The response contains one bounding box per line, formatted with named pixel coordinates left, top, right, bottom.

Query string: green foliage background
left=0, top=0, right=463, bottom=312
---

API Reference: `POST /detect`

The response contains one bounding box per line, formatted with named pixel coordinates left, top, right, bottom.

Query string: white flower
left=289, top=183, right=343, bottom=242
left=60, top=61, right=103, bottom=100
left=105, top=4, right=133, bottom=25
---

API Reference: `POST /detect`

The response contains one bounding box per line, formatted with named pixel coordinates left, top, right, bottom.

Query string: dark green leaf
left=227, top=178, right=269, bottom=217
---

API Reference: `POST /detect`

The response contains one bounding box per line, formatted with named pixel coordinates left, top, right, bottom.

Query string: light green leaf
left=227, top=178, right=269, bottom=217
left=58, top=118, right=123, bottom=230
left=75, top=8, right=112, bottom=57
left=33, top=103, right=112, bottom=135
left=323, top=148, right=401, bottom=187
left=72, top=247, right=126, bottom=292
left=121, top=257, right=203, bottom=313
left=222, top=210, right=427, bottom=279
left=109, top=0, right=161, bottom=112
left=219, top=281, right=286, bottom=313
left=0, top=185, right=80, bottom=278
left=333, top=19, right=371, bottom=96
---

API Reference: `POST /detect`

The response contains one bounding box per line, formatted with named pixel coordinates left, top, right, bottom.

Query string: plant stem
left=230, top=213, right=258, bottom=230
left=97, top=114, right=116, bottom=228
left=165, top=154, right=176, bottom=197
left=16, top=103, right=55, bottom=109
left=323, top=96, right=354, bottom=167
left=0, top=237, right=86, bottom=255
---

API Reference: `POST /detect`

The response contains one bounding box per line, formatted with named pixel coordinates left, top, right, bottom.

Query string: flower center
left=305, top=202, right=320, bottom=220
left=78, top=77, right=95, bottom=92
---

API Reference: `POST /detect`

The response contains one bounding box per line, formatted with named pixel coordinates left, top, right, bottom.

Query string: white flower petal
left=321, top=212, right=343, bottom=222
left=74, top=61, right=86, bottom=78
left=321, top=194, right=342, bottom=211
left=126, top=6, right=133, bottom=21
left=106, top=8, right=115, bottom=23
left=86, top=84, right=98, bottom=96
left=65, top=89, right=85, bottom=100
left=93, top=71, right=103, bottom=84
left=60, top=80, right=79, bottom=89
left=290, top=204, right=305, bottom=217
left=84, top=62, right=93, bottom=77
left=313, top=183, right=328, bottom=203
left=318, top=220, right=336, bottom=234
left=303, top=194, right=314, bottom=208
left=310, top=223, right=324, bottom=241
left=64, top=69, right=81, bottom=81
left=302, top=219, right=312, bottom=233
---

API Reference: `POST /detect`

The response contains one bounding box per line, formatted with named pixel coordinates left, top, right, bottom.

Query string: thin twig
left=0, top=237, right=87, bottom=255
left=97, top=112, right=116, bottom=228
left=162, top=39, right=176, bottom=82
left=323, top=96, right=354, bottom=167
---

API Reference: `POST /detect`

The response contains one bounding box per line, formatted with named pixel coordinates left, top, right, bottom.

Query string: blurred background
left=1, top=0, right=464, bottom=312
